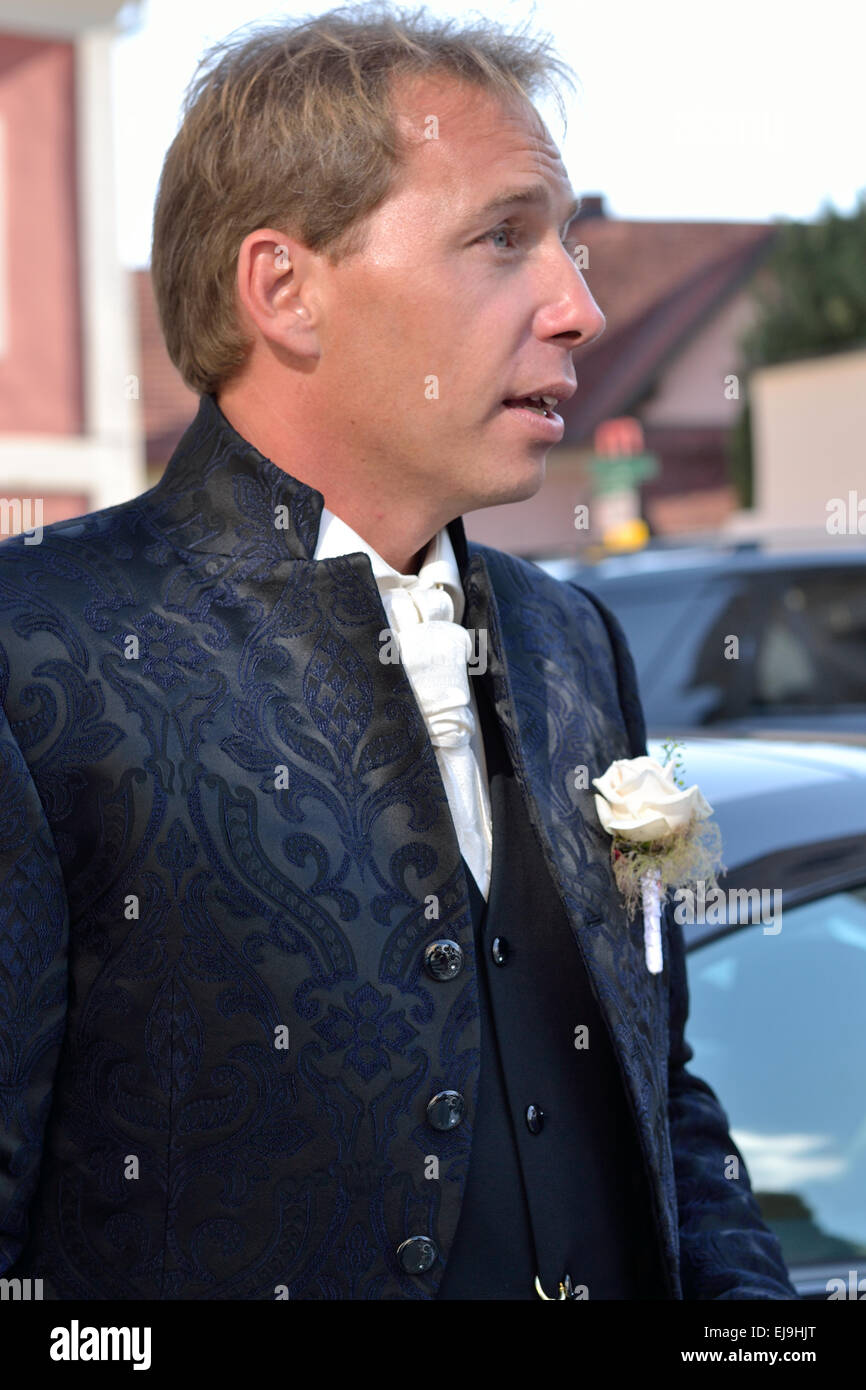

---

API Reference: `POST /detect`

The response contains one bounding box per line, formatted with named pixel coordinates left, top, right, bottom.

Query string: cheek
left=330, top=267, right=494, bottom=418
left=349, top=285, right=430, bottom=374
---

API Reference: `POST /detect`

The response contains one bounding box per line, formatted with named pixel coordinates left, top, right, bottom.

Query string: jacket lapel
left=143, top=391, right=473, bottom=944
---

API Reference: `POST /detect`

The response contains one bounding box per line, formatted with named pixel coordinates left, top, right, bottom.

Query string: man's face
left=312, top=72, right=606, bottom=520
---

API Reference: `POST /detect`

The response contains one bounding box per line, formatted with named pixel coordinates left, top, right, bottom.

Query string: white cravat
left=314, top=507, right=493, bottom=899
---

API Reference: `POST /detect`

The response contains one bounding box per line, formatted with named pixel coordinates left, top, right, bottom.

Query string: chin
left=452, top=450, right=546, bottom=513
left=463, top=478, right=544, bottom=517
left=499, top=455, right=547, bottom=503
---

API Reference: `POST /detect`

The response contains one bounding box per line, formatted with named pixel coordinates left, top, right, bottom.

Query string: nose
left=540, top=257, right=606, bottom=350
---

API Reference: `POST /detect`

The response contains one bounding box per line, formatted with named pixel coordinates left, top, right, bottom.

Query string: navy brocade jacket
left=0, top=393, right=797, bottom=1300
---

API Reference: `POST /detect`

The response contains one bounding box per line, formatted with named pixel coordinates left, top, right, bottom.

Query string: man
left=0, top=7, right=797, bottom=1300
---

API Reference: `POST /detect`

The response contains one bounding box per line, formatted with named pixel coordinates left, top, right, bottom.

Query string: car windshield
left=686, top=886, right=866, bottom=1271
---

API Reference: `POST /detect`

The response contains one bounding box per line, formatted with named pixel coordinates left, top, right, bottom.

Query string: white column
left=74, top=21, right=145, bottom=508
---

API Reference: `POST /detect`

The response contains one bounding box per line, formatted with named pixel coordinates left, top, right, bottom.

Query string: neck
left=216, top=381, right=444, bottom=575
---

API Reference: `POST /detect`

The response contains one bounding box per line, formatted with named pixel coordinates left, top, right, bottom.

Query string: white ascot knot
left=395, top=624, right=476, bottom=749
left=380, top=583, right=490, bottom=895
left=384, top=589, right=475, bottom=748
left=314, top=508, right=493, bottom=899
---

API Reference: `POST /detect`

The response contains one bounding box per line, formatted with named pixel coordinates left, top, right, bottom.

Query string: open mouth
left=502, top=394, right=559, bottom=418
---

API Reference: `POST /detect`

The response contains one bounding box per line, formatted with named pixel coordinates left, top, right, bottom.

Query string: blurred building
left=0, top=0, right=144, bottom=539
left=136, top=271, right=197, bottom=487
left=726, top=344, right=866, bottom=539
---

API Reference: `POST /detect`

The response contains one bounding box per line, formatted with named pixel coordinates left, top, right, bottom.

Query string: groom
left=0, top=8, right=797, bottom=1299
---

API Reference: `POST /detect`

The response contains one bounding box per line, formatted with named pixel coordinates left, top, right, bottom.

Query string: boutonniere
left=592, top=741, right=724, bottom=974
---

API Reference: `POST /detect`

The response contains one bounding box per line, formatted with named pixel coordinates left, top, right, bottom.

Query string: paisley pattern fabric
left=0, top=392, right=797, bottom=1299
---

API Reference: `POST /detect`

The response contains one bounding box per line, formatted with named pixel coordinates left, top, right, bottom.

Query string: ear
left=235, top=228, right=323, bottom=362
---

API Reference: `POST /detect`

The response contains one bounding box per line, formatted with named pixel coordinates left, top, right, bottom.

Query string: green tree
left=728, top=190, right=866, bottom=507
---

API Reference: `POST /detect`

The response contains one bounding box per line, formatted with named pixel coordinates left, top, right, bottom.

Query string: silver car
left=647, top=733, right=866, bottom=1301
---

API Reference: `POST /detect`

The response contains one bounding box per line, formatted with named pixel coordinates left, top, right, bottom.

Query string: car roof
left=563, top=548, right=866, bottom=585
left=645, top=735, right=866, bottom=873
left=648, top=734, right=866, bottom=790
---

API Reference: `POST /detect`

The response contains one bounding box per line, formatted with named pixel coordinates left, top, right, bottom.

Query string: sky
left=112, top=0, right=866, bottom=269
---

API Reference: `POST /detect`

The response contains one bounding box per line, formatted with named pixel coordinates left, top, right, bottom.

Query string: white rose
left=592, top=755, right=713, bottom=843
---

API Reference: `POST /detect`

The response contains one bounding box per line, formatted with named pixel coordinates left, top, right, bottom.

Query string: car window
left=582, top=576, right=745, bottom=724
left=751, top=569, right=866, bottom=710
left=572, top=583, right=697, bottom=675
left=685, top=580, right=766, bottom=723
left=586, top=564, right=866, bottom=726
left=685, top=887, right=866, bottom=1272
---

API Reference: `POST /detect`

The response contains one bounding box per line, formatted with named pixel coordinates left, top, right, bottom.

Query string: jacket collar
left=314, top=505, right=467, bottom=626
left=143, top=391, right=473, bottom=585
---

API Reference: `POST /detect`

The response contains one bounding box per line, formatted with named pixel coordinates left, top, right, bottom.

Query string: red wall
left=0, top=34, right=82, bottom=433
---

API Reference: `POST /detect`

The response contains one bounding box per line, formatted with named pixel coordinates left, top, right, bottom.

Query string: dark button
left=397, top=1236, right=438, bottom=1274
left=491, top=936, right=509, bottom=966
left=525, top=1104, right=544, bottom=1135
left=426, top=1089, right=465, bottom=1130
left=424, top=939, right=464, bottom=981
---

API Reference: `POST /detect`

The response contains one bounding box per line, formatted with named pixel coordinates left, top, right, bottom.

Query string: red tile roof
left=565, top=212, right=778, bottom=441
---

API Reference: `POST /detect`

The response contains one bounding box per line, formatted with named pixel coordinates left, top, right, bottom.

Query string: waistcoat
left=436, top=671, right=667, bottom=1300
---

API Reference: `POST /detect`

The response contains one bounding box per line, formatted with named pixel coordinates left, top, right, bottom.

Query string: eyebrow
left=467, top=183, right=582, bottom=232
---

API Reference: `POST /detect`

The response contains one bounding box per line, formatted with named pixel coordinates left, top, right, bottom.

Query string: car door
left=684, top=860, right=866, bottom=1299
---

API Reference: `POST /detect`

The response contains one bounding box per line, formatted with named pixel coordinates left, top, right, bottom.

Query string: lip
left=503, top=381, right=577, bottom=407
left=498, top=401, right=565, bottom=442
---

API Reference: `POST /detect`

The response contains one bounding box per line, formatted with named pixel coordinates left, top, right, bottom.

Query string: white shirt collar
left=313, top=506, right=465, bottom=624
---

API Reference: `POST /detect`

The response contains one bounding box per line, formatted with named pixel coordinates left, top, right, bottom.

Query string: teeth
left=505, top=392, right=558, bottom=415
left=521, top=392, right=559, bottom=412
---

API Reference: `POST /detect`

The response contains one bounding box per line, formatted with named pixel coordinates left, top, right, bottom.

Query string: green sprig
left=660, top=739, right=687, bottom=789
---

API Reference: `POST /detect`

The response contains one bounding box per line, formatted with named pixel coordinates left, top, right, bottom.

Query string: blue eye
left=481, top=224, right=520, bottom=251
left=479, top=223, right=581, bottom=258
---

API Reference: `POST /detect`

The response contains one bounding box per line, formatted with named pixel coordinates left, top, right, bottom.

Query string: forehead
left=389, top=71, right=574, bottom=220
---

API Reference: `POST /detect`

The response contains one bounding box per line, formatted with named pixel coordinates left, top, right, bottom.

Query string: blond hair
left=150, top=2, right=577, bottom=395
